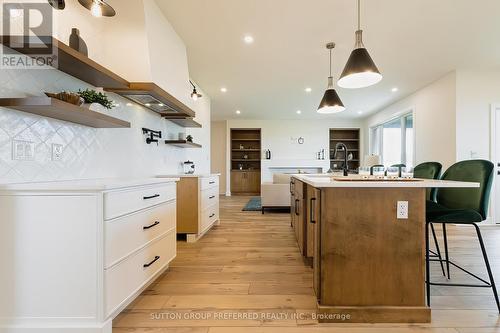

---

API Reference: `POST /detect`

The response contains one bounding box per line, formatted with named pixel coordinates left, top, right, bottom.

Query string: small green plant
left=186, top=135, right=193, bottom=142
left=77, top=89, right=114, bottom=109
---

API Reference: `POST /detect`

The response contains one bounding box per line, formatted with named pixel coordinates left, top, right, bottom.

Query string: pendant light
left=338, top=0, right=382, bottom=89
left=78, top=0, right=116, bottom=17
left=317, top=42, right=345, bottom=114
left=190, top=80, right=202, bottom=101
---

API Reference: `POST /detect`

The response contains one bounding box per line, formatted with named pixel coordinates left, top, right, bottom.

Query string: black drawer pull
left=143, top=255, right=160, bottom=268
left=209, top=181, right=215, bottom=184
left=209, top=195, right=215, bottom=199
left=143, top=194, right=160, bottom=200
left=310, top=198, right=316, bottom=224
left=209, top=213, right=215, bottom=218
left=143, top=221, right=160, bottom=230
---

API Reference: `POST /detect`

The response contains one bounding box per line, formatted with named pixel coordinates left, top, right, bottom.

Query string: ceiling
left=156, top=0, right=500, bottom=121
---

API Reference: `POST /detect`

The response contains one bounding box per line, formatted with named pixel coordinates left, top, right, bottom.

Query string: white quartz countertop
left=0, top=177, right=179, bottom=192
left=292, top=174, right=479, bottom=188
left=157, top=173, right=220, bottom=178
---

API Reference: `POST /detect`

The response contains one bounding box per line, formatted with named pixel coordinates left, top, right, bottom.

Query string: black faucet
left=142, top=128, right=162, bottom=145
left=333, top=142, right=349, bottom=176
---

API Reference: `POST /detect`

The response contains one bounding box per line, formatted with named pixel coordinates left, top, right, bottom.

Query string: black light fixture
left=48, top=0, right=65, bottom=10
left=338, top=0, right=382, bottom=89
left=78, top=0, right=116, bottom=17
left=190, top=80, right=202, bottom=101
left=317, top=42, right=345, bottom=114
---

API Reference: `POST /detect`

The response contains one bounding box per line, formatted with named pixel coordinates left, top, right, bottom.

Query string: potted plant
left=77, top=89, right=115, bottom=109
left=186, top=135, right=193, bottom=143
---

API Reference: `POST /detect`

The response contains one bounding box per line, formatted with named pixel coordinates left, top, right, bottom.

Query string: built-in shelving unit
left=164, top=140, right=202, bottom=148
left=230, top=129, right=261, bottom=195
left=329, top=128, right=360, bottom=172
left=0, top=97, right=130, bottom=128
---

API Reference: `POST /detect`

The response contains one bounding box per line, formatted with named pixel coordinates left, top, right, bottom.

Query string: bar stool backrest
left=414, top=162, right=442, bottom=201
left=436, top=160, right=494, bottom=220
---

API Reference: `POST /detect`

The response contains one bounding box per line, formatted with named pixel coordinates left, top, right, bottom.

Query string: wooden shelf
left=330, top=138, right=359, bottom=141
left=232, top=159, right=261, bottom=162
left=232, top=149, right=261, bottom=152
left=164, top=140, right=202, bottom=148
left=164, top=117, right=201, bottom=128
left=231, top=169, right=260, bottom=172
left=231, top=138, right=261, bottom=141
left=0, top=36, right=129, bottom=89
left=0, top=97, right=130, bottom=128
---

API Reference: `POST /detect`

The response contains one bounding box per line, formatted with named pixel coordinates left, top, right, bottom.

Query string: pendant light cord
left=329, top=48, right=332, bottom=77
left=357, top=0, right=361, bottom=30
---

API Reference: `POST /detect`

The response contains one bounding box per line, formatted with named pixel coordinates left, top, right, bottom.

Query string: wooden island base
left=317, top=305, right=431, bottom=323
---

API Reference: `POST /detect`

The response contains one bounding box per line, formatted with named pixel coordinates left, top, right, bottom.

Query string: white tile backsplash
left=0, top=67, right=210, bottom=183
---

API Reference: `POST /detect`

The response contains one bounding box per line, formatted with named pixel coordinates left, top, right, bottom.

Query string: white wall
left=221, top=118, right=362, bottom=194
left=211, top=121, right=227, bottom=194
left=363, top=72, right=457, bottom=169
left=456, top=70, right=500, bottom=161
left=0, top=0, right=211, bottom=183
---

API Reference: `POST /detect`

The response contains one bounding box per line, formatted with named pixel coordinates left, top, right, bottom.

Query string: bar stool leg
left=442, top=223, right=451, bottom=279
left=473, top=223, right=500, bottom=313
left=426, top=222, right=431, bottom=306
left=430, top=223, right=446, bottom=276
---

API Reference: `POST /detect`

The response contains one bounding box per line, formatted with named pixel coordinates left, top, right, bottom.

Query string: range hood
left=106, top=82, right=195, bottom=118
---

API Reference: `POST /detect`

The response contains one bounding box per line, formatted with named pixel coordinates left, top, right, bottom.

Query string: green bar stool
left=425, top=159, right=499, bottom=312
left=415, top=162, right=444, bottom=275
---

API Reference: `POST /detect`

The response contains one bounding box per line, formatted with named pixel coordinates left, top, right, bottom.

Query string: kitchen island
left=290, top=174, right=478, bottom=323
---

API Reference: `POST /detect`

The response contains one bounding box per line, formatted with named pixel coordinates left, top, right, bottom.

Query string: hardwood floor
left=114, top=195, right=500, bottom=332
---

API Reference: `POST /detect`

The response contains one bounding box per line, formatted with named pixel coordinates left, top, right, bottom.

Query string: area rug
left=242, top=197, right=262, bottom=211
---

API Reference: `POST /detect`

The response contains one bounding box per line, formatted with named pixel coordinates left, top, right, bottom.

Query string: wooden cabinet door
left=294, top=180, right=306, bottom=256
left=312, top=187, right=321, bottom=300
left=305, top=185, right=316, bottom=259
left=247, top=171, right=261, bottom=194
left=290, top=179, right=296, bottom=229
left=230, top=171, right=246, bottom=193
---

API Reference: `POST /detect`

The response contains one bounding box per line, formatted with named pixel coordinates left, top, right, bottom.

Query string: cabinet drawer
left=104, top=183, right=176, bottom=220
left=105, top=229, right=176, bottom=316
left=200, top=203, right=219, bottom=233
left=201, top=176, right=219, bottom=190
left=105, top=201, right=176, bottom=268
left=201, top=186, right=219, bottom=210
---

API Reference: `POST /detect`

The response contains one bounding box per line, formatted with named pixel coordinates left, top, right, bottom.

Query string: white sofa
left=261, top=173, right=291, bottom=213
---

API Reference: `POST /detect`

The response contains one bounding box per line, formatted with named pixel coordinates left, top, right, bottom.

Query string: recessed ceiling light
left=145, top=103, right=151, bottom=107
left=126, top=102, right=132, bottom=107
left=236, top=110, right=241, bottom=114
left=296, top=110, right=302, bottom=114
left=357, top=111, right=364, bottom=114
left=391, top=87, right=399, bottom=92
left=220, top=87, right=227, bottom=93
left=305, top=87, right=312, bottom=93
left=243, top=35, right=254, bottom=44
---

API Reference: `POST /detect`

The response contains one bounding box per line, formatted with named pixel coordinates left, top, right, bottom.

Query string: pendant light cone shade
left=338, top=0, right=382, bottom=89
left=317, top=43, right=346, bottom=114
left=317, top=85, right=345, bottom=114
left=78, top=0, right=116, bottom=17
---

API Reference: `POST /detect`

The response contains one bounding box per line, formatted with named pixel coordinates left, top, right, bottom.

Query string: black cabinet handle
left=143, top=194, right=160, bottom=200
left=143, top=221, right=160, bottom=230
left=290, top=181, right=294, bottom=194
left=310, top=198, right=316, bottom=224
left=209, top=181, right=215, bottom=184
left=295, top=199, right=299, bottom=216
left=209, top=195, right=215, bottom=199
left=209, top=213, right=215, bottom=218
left=143, top=255, right=160, bottom=268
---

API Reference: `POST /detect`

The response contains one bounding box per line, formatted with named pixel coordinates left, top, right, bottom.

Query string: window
left=370, top=113, right=414, bottom=167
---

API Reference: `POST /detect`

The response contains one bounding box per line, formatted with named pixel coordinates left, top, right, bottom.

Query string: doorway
left=490, top=104, right=500, bottom=224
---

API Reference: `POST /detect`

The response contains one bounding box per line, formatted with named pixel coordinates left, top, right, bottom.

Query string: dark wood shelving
left=232, top=159, right=261, bottom=162
left=231, top=129, right=261, bottom=195
left=330, top=128, right=361, bottom=171
left=232, top=148, right=261, bottom=151
left=0, top=97, right=130, bottom=128
left=0, top=36, right=129, bottom=89
left=164, top=140, right=202, bottom=148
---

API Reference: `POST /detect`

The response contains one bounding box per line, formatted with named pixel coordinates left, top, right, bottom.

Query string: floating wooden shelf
left=164, top=140, right=202, bottom=148
left=0, top=36, right=129, bottom=89
left=163, top=117, right=201, bottom=128
left=0, top=97, right=130, bottom=128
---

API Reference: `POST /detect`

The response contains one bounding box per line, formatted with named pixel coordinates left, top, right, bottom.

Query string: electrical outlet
left=52, top=143, right=63, bottom=161
left=397, top=201, right=409, bottom=219
left=12, top=140, right=34, bottom=161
